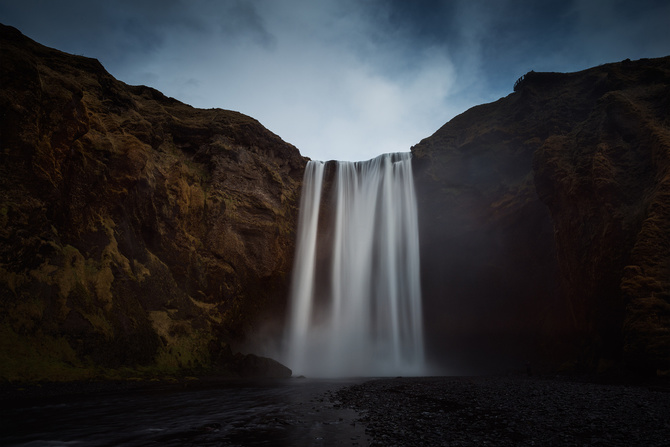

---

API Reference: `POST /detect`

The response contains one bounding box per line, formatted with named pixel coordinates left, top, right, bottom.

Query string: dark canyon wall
left=2, top=23, right=669, bottom=381
left=0, top=25, right=305, bottom=380
left=413, top=57, right=670, bottom=376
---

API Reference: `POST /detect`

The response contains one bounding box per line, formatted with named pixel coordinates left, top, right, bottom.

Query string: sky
left=2, top=0, right=670, bottom=162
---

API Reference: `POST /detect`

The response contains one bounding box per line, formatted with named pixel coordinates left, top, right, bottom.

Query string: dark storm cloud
left=365, top=0, right=670, bottom=90
left=566, top=0, right=670, bottom=64
left=219, top=0, right=276, bottom=49
left=0, top=0, right=274, bottom=64
left=1, top=0, right=669, bottom=161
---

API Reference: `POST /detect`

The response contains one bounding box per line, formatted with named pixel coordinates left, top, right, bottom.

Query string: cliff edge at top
left=0, top=24, right=305, bottom=381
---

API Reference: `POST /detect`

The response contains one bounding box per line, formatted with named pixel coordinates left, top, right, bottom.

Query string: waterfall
left=284, top=153, right=424, bottom=377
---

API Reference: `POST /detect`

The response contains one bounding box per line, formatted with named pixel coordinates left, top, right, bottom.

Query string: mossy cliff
left=413, top=57, right=670, bottom=376
left=0, top=25, right=304, bottom=381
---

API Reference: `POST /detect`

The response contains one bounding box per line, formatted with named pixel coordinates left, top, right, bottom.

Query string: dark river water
left=1, top=378, right=369, bottom=446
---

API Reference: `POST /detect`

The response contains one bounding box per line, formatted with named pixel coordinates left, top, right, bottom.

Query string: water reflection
left=1, top=378, right=368, bottom=446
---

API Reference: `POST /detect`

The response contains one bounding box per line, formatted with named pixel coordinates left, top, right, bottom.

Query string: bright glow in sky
left=2, top=0, right=669, bottom=161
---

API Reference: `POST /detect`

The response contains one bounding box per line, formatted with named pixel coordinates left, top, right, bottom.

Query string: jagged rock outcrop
left=413, top=57, right=670, bottom=376
left=0, top=24, right=303, bottom=381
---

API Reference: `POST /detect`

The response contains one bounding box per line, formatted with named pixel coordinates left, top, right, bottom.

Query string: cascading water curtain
left=285, top=153, right=424, bottom=377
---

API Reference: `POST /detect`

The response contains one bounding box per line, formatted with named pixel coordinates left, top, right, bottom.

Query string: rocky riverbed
left=333, top=375, right=670, bottom=446
left=2, top=375, right=668, bottom=446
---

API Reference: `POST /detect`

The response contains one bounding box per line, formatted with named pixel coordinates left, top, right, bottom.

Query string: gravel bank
left=333, top=376, right=670, bottom=446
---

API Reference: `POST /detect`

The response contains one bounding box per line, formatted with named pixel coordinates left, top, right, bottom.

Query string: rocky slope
left=0, top=24, right=304, bottom=381
left=413, top=57, right=670, bottom=376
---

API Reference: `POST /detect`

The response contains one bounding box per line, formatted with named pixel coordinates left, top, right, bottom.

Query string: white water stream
left=284, top=153, right=424, bottom=377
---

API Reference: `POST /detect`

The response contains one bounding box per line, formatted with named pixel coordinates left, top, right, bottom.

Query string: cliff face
left=0, top=25, right=305, bottom=381
left=3, top=23, right=669, bottom=381
left=413, top=57, right=670, bottom=376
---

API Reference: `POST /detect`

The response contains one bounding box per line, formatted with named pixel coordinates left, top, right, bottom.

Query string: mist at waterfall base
left=282, top=153, right=425, bottom=377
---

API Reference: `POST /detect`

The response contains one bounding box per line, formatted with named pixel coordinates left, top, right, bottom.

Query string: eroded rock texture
left=413, top=57, right=670, bottom=376
left=0, top=25, right=304, bottom=380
